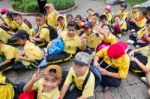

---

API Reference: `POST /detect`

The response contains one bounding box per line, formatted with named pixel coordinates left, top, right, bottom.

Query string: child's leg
left=47, top=52, right=73, bottom=64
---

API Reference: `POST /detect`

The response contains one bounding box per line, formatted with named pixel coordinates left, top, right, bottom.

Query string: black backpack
left=41, top=24, right=58, bottom=40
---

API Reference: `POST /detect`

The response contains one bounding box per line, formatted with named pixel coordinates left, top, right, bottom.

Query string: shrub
left=11, top=0, right=75, bottom=13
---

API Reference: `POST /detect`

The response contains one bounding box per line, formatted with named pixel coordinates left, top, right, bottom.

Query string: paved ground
left=0, top=0, right=149, bottom=99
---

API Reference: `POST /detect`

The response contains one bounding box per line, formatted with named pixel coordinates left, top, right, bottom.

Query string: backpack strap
left=72, top=70, right=91, bottom=90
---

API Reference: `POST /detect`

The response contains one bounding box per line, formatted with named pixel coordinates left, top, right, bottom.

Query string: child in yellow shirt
left=86, top=9, right=94, bottom=21
left=60, top=52, right=95, bottom=99
left=23, top=65, right=62, bottom=99
left=104, top=5, right=114, bottom=23
left=11, top=30, right=43, bottom=70
left=94, top=42, right=130, bottom=88
left=31, top=13, right=52, bottom=47
left=117, top=3, right=128, bottom=20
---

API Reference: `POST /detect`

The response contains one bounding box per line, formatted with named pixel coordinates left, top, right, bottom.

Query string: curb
left=12, top=1, right=78, bottom=16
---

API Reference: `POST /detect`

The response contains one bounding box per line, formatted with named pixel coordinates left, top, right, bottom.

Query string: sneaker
left=141, top=77, right=148, bottom=85
left=127, top=40, right=134, bottom=44
left=117, top=34, right=122, bottom=38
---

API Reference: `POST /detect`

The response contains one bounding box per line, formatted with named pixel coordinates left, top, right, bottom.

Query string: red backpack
left=19, top=90, right=36, bottom=99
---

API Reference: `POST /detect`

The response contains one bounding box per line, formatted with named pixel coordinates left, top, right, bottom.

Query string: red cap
left=107, top=41, right=128, bottom=59
left=0, top=8, right=9, bottom=13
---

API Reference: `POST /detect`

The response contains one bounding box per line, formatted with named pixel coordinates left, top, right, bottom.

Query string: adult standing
left=37, top=0, right=47, bottom=14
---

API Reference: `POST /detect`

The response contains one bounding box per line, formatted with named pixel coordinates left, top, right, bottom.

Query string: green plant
left=11, top=0, right=75, bottom=12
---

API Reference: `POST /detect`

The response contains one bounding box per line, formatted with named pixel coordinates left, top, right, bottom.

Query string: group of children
left=0, top=2, right=150, bottom=99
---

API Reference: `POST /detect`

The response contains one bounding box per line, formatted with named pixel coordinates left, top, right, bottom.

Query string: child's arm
left=0, top=59, right=12, bottom=67
left=77, top=96, right=87, bottom=99
left=31, top=37, right=44, bottom=42
left=81, top=38, right=86, bottom=50
left=23, top=70, right=42, bottom=91
left=60, top=84, right=69, bottom=99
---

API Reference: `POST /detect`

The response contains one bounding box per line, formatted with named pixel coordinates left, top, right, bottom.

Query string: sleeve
left=32, top=79, right=42, bottom=90
left=82, top=73, right=95, bottom=97
left=64, top=68, right=73, bottom=86
left=39, top=28, right=49, bottom=40
left=137, top=19, right=147, bottom=28
left=110, top=35, right=117, bottom=44
left=4, top=47, right=15, bottom=60
left=122, top=12, right=128, bottom=20
left=96, top=48, right=105, bottom=58
left=118, top=55, right=130, bottom=79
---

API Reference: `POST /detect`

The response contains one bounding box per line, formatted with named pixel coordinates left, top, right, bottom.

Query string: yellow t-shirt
left=46, top=11, right=58, bottom=27
left=118, top=10, right=128, bottom=20
left=24, top=40, right=43, bottom=61
left=38, top=24, right=50, bottom=42
left=0, top=28, right=10, bottom=43
left=137, top=27, right=149, bottom=40
left=32, top=78, right=60, bottom=99
left=120, top=21, right=127, bottom=31
left=138, top=46, right=150, bottom=68
left=18, top=22, right=31, bottom=36
left=0, top=74, right=14, bottom=99
left=96, top=47, right=130, bottom=79
left=81, top=33, right=103, bottom=50
left=64, top=67, right=95, bottom=97
left=60, top=31, right=82, bottom=54
left=0, top=44, right=20, bottom=60
left=102, top=33, right=118, bottom=44
left=104, top=12, right=114, bottom=23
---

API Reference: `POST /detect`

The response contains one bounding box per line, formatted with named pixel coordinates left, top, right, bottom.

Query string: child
left=103, top=5, right=114, bottom=23
left=46, top=21, right=86, bottom=64
left=45, top=3, right=58, bottom=27
left=128, top=20, right=150, bottom=47
left=66, top=14, right=73, bottom=23
left=94, top=42, right=130, bottom=88
left=0, top=36, right=20, bottom=72
left=113, top=15, right=127, bottom=38
left=81, top=22, right=103, bottom=52
left=117, top=3, right=128, bottom=21
left=0, top=27, right=10, bottom=43
left=99, top=15, right=109, bottom=26
left=23, top=65, right=62, bottom=99
left=13, top=13, right=31, bottom=36
left=75, top=15, right=85, bottom=29
left=86, top=8, right=94, bottom=21
left=129, top=44, right=150, bottom=95
left=128, top=4, right=140, bottom=20
left=129, top=8, right=147, bottom=32
left=11, top=30, right=43, bottom=70
left=97, top=24, right=118, bottom=51
left=56, top=15, right=67, bottom=35
left=60, top=52, right=95, bottom=99
left=31, top=13, right=51, bottom=47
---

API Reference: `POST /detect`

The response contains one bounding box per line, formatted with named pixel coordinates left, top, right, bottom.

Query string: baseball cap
left=133, top=4, right=140, bottom=8
left=43, top=65, right=62, bottom=79
left=83, top=22, right=93, bottom=30
left=120, top=3, right=128, bottom=8
left=107, top=41, right=128, bottom=59
left=105, top=5, right=112, bottom=12
left=11, top=30, right=29, bottom=40
left=72, top=52, right=92, bottom=66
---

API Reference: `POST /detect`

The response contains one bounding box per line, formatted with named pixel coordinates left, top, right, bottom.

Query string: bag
left=42, top=25, right=58, bottom=40
left=90, top=65, right=101, bottom=88
left=19, top=90, right=36, bottom=99
left=48, top=37, right=64, bottom=55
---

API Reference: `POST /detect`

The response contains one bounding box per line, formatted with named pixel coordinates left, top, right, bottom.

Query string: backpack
left=47, top=37, right=64, bottom=55
left=41, top=24, right=58, bottom=40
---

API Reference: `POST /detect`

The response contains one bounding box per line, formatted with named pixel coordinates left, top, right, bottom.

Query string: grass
left=126, top=0, right=147, bottom=6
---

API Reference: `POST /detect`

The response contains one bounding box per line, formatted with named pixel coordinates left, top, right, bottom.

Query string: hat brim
left=72, top=58, right=88, bottom=66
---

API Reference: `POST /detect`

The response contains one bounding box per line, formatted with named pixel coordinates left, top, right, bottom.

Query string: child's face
left=58, top=19, right=65, bottom=25
left=101, top=25, right=110, bottom=34
left=13, top=16, right=23, bottom=25
left=104, top=9, right=109, bottom=14
left=120, top=6, right=125, bottom=11
left=43, top=76, right=59, bottom=91
left=67, top=26, right=77, bottom=37
left=84, top=28, right=92, bottom=35
left=36, top=17, right=45, bottom=26
left=67, top=16, right=73, bottom=23
left=115, top=17, right=121, bottom=23
left=73, top=63, right=88, bottom=77
left=90, top=16, right=97, bottom=25
left=87, top=10, right=93, bottom=16
left=75, top=17, right=82, bottom=24
left=18, top=39, right=26, bottom=46
left=133, top=8, right=138, bottom=12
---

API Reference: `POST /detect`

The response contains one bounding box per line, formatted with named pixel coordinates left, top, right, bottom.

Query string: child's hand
left=130, top=56, right=137, bottom=61
left=93, top=62, right=100, bottom=67
left=129, top=51, right=134, bottom=56
left=100, top=67, right=108, bottom=75
left=31, top=69, right=43, bottom=82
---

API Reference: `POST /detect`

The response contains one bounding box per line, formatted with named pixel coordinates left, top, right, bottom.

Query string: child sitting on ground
left=103, top=5, right=114, bottom=23
left=23, top=65, right=62, bottom=99
left=117, top=3, right=128, bottom=21
left=60, top=52, right=95, bottom=99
